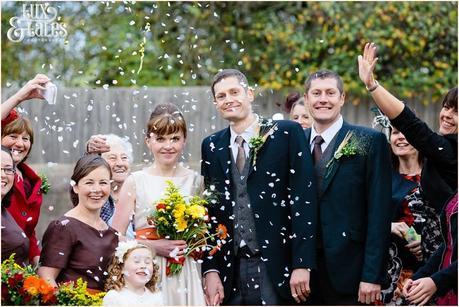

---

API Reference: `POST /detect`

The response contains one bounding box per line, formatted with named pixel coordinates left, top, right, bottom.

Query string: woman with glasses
left=1, top=74, right=50, bottom=265
left=1, top=146, right=30, bottom=266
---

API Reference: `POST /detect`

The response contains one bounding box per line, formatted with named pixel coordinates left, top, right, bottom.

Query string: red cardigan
left=7, top=162, right=42, bottom=261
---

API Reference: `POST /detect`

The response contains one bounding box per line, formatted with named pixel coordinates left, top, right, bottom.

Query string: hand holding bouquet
left=150, top=180, right=227, bottom=276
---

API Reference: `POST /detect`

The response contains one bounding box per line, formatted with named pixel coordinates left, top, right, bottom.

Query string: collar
left=310, top=115, right=343, bottom=146
left=229, top=114, right=259, bottom=145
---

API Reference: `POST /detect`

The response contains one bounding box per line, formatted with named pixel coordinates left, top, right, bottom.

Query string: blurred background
left=1, top=1, right=457, bottom=239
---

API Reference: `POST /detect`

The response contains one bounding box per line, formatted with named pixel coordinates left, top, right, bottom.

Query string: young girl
left=112, top=103, right=206, bottom=305
left=103, top=240, right=164, bottom=305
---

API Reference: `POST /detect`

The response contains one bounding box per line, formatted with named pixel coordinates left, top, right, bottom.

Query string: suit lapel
left=320, top=123, right=351, bottom=196
left=215, top=128, right=232, bottom=180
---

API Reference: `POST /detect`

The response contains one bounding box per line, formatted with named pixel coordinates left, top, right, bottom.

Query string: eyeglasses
left=1, top=167, right=16, bottom=175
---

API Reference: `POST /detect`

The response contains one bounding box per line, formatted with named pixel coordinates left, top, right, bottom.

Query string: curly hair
left=104, top=245, right=160, bottom=293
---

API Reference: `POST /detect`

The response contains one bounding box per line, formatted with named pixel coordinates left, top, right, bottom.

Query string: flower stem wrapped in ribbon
left=150, top=180, right=227, bottom=276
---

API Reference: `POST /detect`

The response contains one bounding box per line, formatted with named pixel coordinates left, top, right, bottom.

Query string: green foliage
left=56, top=279, right=105, bottom=306
left=1, top=1, right=457, bottom=104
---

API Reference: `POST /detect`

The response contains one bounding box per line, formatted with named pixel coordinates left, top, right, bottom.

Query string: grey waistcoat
left=230, top=152, right=260, bottom=255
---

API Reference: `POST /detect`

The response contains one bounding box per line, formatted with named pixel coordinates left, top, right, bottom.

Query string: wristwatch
left=366, top=80, right=379, bottom=92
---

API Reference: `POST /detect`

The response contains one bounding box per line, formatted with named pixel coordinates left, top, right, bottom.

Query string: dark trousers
left=225, top=254, right=283, bottom=305
left=308, top=249, right=359, bottom=305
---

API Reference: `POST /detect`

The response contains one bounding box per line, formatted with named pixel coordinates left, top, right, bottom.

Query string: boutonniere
left=325, top=131, right=366, bottom=178
left=39, top=173, right=51, bottom=194
left=249, top=118, right=278, bottom=167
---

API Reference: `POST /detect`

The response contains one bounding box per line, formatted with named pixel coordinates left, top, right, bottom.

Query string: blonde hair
left=104, top=245, right=160, bottom=292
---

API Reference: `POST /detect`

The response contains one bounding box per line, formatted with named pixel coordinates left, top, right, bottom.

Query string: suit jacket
left=305, top=122, right=392, bottom=295
left=201, top=119, right=317, bottom=302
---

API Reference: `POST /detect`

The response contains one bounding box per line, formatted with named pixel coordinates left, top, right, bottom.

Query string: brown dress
left=40, top=216, right=118, bottom=290
left=1, top=206, right=29, bottom=265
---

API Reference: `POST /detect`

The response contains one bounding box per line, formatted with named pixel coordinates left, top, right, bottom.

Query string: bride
left=112, top=103, right=206, bottom=305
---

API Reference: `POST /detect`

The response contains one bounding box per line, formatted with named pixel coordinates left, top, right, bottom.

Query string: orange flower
left=38, top=278, right=55, bottom=296
left=209, top=243, right=222, bottom=256
left=23, top=276, right=41, bottom=296
left=216, top=224, right=228, bottom=240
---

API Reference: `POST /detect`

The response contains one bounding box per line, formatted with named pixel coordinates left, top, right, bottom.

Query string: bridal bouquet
left=149, top=180, right=227, bottom=276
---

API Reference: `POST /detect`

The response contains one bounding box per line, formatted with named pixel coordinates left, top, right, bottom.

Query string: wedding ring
left=292, top=294, right=298, bottom=298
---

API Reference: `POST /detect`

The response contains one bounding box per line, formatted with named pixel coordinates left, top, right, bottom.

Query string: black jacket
left=391, top=105, right=457, bottom=212
left=305, top=122, right=392, bottom=294
left=201, top=119, right=317, bottom=302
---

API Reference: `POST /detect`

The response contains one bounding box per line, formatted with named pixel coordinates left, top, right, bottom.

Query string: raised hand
left=358, top=42, right=378, bottom=88
left=2, top=74, right=50, bottom=120
left=12, top=74, right=49, bottom=102
left=86, top=134, right=110, bottom=154
left=391, top=221, right=409, bottom=238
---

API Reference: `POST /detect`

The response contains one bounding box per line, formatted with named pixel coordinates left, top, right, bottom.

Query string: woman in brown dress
left=1, top=145, right=30, bottom=265
left=38, top=155, right=118, bottom=291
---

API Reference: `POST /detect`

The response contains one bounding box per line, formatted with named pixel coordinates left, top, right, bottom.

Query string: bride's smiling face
left=145, top=132, right=186, bottom=166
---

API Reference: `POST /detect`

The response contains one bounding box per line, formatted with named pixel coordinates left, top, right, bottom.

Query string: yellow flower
left=158, top=216, right=169, bottom=225
left=175, top=217, right=188, bottom=232
left=187, top=204, right=206, bottom=219
left=173, top=203, right=186, bottom=220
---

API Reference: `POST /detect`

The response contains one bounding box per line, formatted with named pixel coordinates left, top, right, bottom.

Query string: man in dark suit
left=201, top=69, right=317, bottom=305
left=303, top=70, right=392, bottom=304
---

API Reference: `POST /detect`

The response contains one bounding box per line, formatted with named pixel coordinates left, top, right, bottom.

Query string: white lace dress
left=131, top=169, right=206, bottom=306
left=103, top=288, right=164, bottom=306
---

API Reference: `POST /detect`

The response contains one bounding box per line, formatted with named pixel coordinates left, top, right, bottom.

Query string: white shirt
left=103, top=288, right=164, bottom=306
left=309, top=115, right=343, bottom=153
left=229, top=114, right=259, bottom=163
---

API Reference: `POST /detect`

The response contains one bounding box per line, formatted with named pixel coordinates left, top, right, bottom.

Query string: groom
left=201, top=69, right=317, bottom=305
left=303, top=69, right=392, bottom=305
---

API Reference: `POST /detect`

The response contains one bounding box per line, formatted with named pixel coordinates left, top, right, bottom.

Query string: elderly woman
left=1, top=74, right=50, bottom=265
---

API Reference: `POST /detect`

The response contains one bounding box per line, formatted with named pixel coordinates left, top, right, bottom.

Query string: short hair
left=103, top=134, right=134, bottom=162
left=1, top=145, right=15, bottom=208
left=69, top=154, right=112, bottom=207
left=147, top=103, right=187, bottom=139
left=211, top=69, right=249, bottom=99
left=104, top=245, right=159, bottom=292
left=304, top=69, right=344, bottom=94
left=441, top=87, right=458, bottom=111
left=1, top=117, right=34, bottom=163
